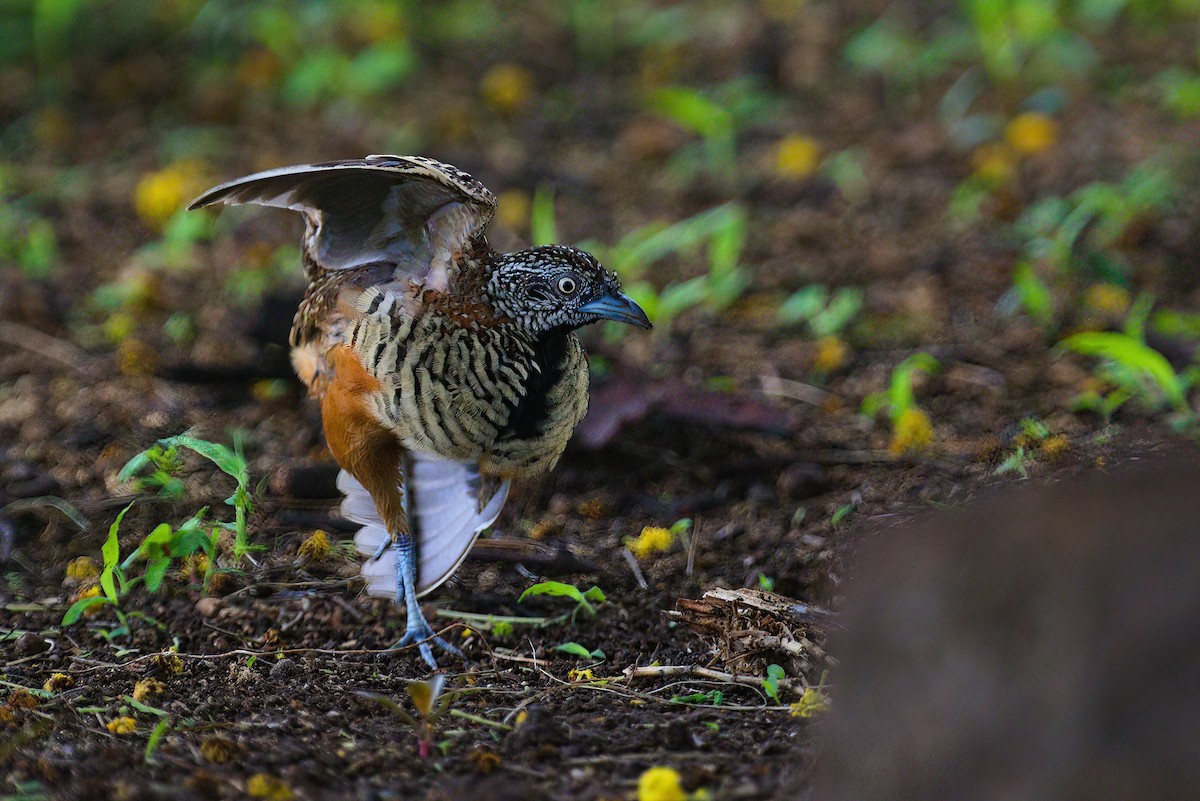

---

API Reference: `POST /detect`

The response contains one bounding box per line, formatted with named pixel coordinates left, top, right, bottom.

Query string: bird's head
left=485, top=245, right=651, bottom=335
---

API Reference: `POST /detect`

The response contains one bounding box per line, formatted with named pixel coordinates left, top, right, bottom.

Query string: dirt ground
left=3, top=2, right=1200, bottom=800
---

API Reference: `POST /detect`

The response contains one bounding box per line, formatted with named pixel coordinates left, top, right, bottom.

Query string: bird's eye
left=557, top=276, right=578, bottom=295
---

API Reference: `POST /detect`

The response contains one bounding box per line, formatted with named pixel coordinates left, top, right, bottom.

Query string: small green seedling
left=756, top=573, right=776, bottom=592
left=518, top=581, right=607, bottom=624
left=121, top=432, right=257, bottom=561
left=762, top=664, right=787, bottom=704
left=861, top=352, right=941, bottom=422
left=778, top=285, right=863, bottom=336
left=671, top=689, right=725, bottom=706
left=358, top=676, right=453, bottom=759
left=555, top=642, right=605, bottom=660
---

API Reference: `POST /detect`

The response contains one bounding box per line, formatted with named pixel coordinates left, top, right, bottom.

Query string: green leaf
left=100, top=503, right=133, bottom=603
left=530, top=184, right=558, bottom=247
left=555, top=642, right=594, bottom=659
left=143, top=558, right=170, bottom=593
left=519, top=581, right=585, bottom=605
left=762, top=663, right=786, bottom=703
left=145, top=716, right=170, bottom=764
left=1012, top=260, right=1054, bottom=328
left=160, top=434, right=246, bottom=482
left=61, top=594, right=111, bottom=626
left=582, top=585, right=607, bottom=605
left=117, top=450, right=154, bottom=483
left=1059, top=331, right=1187, bottom=411
left=122, top=695, right=169, bottom=717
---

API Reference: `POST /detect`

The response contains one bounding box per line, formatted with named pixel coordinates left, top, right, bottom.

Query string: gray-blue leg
left=389, top=456, right=460, bottom=669
left=391, top=536, right=461, bottom=669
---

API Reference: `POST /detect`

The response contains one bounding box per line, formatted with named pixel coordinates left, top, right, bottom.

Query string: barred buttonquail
left=190, top=156, right=650, bottom=669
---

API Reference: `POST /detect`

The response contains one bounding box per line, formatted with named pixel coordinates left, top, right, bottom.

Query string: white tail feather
left=339, top=457, right=509, bottom=598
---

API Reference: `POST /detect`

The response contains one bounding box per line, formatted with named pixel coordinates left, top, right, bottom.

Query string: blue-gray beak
left=579, top=290, right=652, bottom=329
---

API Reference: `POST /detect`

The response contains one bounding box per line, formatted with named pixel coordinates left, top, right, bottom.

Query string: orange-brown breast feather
left=319, top=345, right=407, bottom=537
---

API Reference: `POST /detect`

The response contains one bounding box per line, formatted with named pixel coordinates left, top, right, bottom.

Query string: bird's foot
left=394, top=615, right=463, bottom=670
left=389, top=536, right=462, bottom=670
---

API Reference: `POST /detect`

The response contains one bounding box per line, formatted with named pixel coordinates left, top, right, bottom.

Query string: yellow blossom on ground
left=7, top=689, right=38, bottom=710
left=789, top=686, right=831, bottom=718
left=1040, top=433, right=1070, bottom=460
left=774, top=135, right=821, bottom=179
left=1082, top=283, right=1131, bottom=318
left=297, top=530, right=330, bottom=561
left=43, top=673, right=75, bottom=693
left=637, top=766, right=687, bottom=801
left=117, top=338, right=159, bottom=377
left=154, top=650, right=185, bottom=676
left=568, top=668, right=595, bottom=682
left=514, top=709, right=529, bottom=727
left=134, top=160, right=210, bottom=230
left=247, top=773, right=294, bottom=801
left=628, top=526, right=673, bottom=559
left=1006, top=112, right=1058, bottom=156
left=480, top=63, right=535, bottom=115
left=66, top=556, right=100, bottom=581
left=200, top=735, right=239, bottom=764
left=971, top=142, right=1017, bottom=186
left=106, top=716, right=137, bottom=735
left=181, top=552, right=210, bottom=580
left=890, top=407, right=934, bottom=456
left=133, top=678, right=165, bottom=702
left=496, top=189, right=531, bottom=232
left=813, top=334, right=849, bottom=373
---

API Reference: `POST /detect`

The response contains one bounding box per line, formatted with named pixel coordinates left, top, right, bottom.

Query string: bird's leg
left=392, top=454, right=462, bottom=669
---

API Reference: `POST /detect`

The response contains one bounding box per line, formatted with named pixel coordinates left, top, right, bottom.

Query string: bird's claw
left=394, top=620, right=462, bottom=670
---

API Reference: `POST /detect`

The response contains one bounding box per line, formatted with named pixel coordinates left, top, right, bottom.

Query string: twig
left=621, top=547, right=648, bottom=590
left=759, top=375, right=832, bottom=406
left=447, top=708, right=512, bottom=731
left=0, top=321, right=88, bottom=371
left=622, top=663, right=806, bottom=696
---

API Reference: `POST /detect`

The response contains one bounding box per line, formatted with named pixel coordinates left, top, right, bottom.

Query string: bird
left=190, top=155, right=650, bottom=669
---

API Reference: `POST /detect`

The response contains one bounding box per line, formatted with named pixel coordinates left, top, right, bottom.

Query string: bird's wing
left=340, top=456, right=510, bottom=598
left=189, top=155, right=496, bottom=283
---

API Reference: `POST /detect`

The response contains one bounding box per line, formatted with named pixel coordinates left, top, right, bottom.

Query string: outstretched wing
left=189, top=155, right=497, bottom=285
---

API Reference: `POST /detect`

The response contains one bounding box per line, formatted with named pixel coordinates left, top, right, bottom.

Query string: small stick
left=622, top=663, right=805, bottom=697
left=0, top=322, right=88, bottom=371
left=621, top=547, right=648, bottom=590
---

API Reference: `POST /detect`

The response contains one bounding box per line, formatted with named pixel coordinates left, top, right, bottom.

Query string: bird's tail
left=338, top=457, right=509, bottom=598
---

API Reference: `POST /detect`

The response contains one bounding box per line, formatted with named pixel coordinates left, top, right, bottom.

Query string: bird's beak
left=579, top=290, right=652, bottom=329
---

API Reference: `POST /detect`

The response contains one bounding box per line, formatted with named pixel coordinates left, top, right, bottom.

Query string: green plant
left=518, top=580, right=607, bottom=624
left=777, top=285, right=864, bottom=335
left=762, top=664, right=786, bottom=704
left=357, top=676, right=454, bottom=759
left=120, top=433, right=257, bottom=561
left=1061, top=324, right=1195, bottom=425
left=555, top=641, right=605, bottom=660
left=671, top=689, right=725, bottom=706
left=60, top=504, right=159, bottom=637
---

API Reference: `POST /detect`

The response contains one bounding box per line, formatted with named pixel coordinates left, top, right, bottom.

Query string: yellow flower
left=134, top=160, right=209, bottom=230
left=106, top=716, right=137, bottom=735
left=568, top=668, right=595, bottom=682
left=247, top=773, right=294, bottom=801
left=628, top=526, right=673, bottom=559
left=813, top=335, right=848, bottom=373
left=890, top=407, right=934, bottom=456
left=297, top=529, right=330, bottom=561
left=971, top=142, right=1017, bottom=186
left=1082, top=283, right=1131, bottom=317
left=43, top=673, right=75, bottom=693
left=200, top=735, right=239, bottom=764
left=789, top=685, right=830, bottom=718
left=480, top=63, right=535, bottom=115
left=637, top=766, right=687, bottom=801
left=1040, top=433, right=1070, bottom=460
left=66, top=556, right=100, bottom=581
left=133, top=678, right=165, bottom=702
left=496, top=189, right=531, bottom=232
left=154, top=650, right=185, bottom=676
left=1006, top=112, right=1058, bottom=156
left=774, top=135, right=821, bottom=179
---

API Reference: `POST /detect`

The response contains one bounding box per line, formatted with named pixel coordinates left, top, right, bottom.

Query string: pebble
left=15, top=632, right=50, bottom=656
left=194, top=597, right=223, bottom=617
left=270, top=658, right=299, bottom=679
